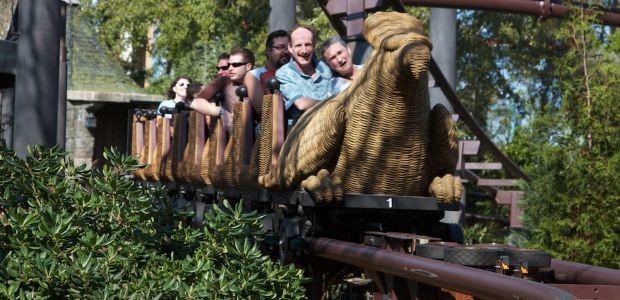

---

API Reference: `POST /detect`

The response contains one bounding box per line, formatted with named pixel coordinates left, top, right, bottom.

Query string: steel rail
left=308, top=237, right=576, bottom=300
left=401, top=0, right=620, bottom=27
left=551, top=259, right=620, bottom=285
left=429, top=58, right=532, bottom=182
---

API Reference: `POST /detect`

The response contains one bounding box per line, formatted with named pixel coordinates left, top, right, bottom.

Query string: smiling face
left=323, top=42, right=353, bottom=78
left=266, top=36, right=290, bottom=69
left=227, top=54, right=252, bottom=84
left=288, top=27, right=315, bottom=71
left=172, top=78, right=190, bottom=100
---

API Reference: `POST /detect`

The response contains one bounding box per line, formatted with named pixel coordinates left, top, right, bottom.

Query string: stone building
left=1, top=3, right=163, bottom=167
left=65, top=9, right=162, bottom=167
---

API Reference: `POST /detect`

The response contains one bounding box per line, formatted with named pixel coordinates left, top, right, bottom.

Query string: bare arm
left=190, top=98, right=222, bottom=116
left=293, top=96, right=320, bottom=111
left=191, top=77, right=227, bottom=116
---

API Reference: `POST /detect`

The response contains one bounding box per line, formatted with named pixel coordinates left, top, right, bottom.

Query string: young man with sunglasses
left=191, top=48, right=258, bottom=135
left=216, top=53, right=231, bottom=78
left=276, top=24, right=332, bottom=125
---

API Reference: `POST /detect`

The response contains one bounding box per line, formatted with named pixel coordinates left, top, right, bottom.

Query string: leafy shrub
left=0, top=146, right=305, bottom=299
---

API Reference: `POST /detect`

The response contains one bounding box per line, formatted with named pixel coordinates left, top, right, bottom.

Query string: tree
left=456, top=11, right=567, bottom=140
left=82, top=0, right=270, bottom=93
left=82, top=1, right=338, bottom=96
left=505, top=7, right=620, bottom=268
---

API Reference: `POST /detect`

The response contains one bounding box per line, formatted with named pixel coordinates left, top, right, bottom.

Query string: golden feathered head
left=363, top=11, right=432, bottom=52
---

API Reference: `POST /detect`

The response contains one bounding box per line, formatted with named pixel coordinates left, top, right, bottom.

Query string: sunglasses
left=176, top=81, right=189, bottom=87
left=216, top=65, right=229, bottom=71
left=228, top=62, right=248, bottom=68
left=270, top=45, right=287, bottom=50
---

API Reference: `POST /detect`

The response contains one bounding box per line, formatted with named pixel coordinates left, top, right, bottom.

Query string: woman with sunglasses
left=158, top=76, right=193, bottom=119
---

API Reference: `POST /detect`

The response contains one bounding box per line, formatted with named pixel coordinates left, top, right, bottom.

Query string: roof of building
left=68, top=6, right=157, bottom=100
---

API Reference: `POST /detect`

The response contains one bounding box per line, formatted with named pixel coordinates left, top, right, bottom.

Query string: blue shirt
left=157, top=99, right=178, bottom=119
left=275, top=58, right=332, bottom=111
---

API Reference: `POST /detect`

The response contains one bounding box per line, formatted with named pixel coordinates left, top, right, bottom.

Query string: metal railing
left=308, top=237, right=576, bottom=300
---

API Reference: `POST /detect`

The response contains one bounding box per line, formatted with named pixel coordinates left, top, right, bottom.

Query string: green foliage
left=82, top=1, right=339, bottom=95
left=0, top=146, right=305, bottom=299
left=462, top=195, right=511, bottom=245
left=457, top=11, right=565, bottom=135
left=505, top=7, right=620, bottom=268
left=82, top=0, right=270, bottom=93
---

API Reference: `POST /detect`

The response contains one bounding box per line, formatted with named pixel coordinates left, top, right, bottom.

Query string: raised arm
left=190, top=98, right=222, bottom=116
left=190, top=77, right=227, bottom=116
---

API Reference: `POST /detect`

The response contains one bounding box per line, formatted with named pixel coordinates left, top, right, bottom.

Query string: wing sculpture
left=260, top=98, right=347, bottom=202
left=260, top=11, right=463, bottom=203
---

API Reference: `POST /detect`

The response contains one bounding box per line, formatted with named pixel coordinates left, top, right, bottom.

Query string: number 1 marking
left=386, top=198, right=393, bottom=208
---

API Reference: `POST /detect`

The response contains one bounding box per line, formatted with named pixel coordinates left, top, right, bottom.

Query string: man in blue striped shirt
left=276, top=24, right=332, bottom=125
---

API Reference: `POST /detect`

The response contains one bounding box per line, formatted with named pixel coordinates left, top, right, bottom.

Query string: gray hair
left=319, top=36, right=347, bottom=59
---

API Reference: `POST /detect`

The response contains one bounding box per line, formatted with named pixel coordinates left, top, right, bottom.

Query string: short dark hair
left=320, top=36, right=347, bottom=59
left=230, top=47, right=255, bottom=68
left=287, top=24, right=317, bottom=45
left=266, top=30, right=288, bottom=48
left=217, top=53, right=230, bottom=61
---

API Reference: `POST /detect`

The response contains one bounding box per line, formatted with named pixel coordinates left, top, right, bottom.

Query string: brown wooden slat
left=477, top=178, right=519, bottom=187
left=346, top=0, right=365, bottom=36
left=461, top=169, right=498, bottom=195
left=323, top=0, right=384, bottom=17
left=510, top=197, right=523, bottom=228
left=456, top=141, right=480, bottom=170
left=464, top=162, right=502, bottom=170
left=143, top=118, right=157, bottom=180
left=461, top=140, right=480, bottom=155
left=495, top=190, right=523, bottom=205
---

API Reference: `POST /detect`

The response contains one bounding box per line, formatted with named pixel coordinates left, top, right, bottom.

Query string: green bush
left=0, top=146, right=305, bottom=299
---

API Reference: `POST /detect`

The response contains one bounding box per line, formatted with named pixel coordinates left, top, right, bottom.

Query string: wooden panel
left=495, top=190, right=523, bottom=205
left=510, top=197, right=523, bottom=228
left=461, top=140, right=480, bottom=155
left=477, top=178, right=519, bottom=187
left=324, top=0, right=383, bottom=17
left=346, top=0, right=365, bottom=36
left=464, top=162, right=502, bottom=170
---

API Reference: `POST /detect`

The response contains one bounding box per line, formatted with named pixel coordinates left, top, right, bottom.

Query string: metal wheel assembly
left=444, top=246, right=499, bottom=267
